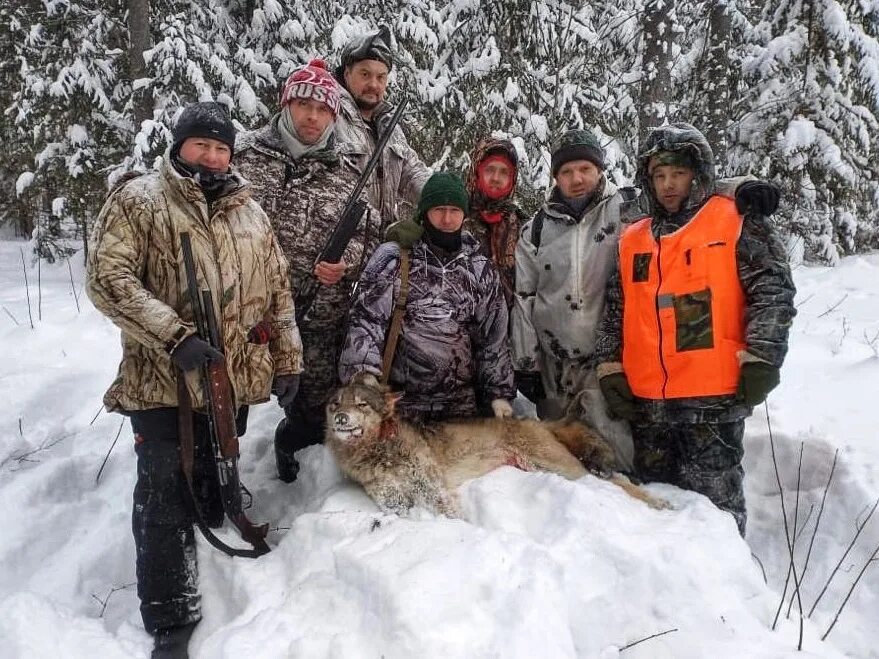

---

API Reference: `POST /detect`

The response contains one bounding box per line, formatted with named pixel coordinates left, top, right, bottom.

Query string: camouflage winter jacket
left=235, top=120, right=382, bottom=333
left=338, top=234, right=516, bottom=419
left=463, top=138, right=525, bottom=309
left=86, top=156, right=302, bottom=413
left=335, top=89, right=430, bottom=232
left=594, top=124, right=797, bottom=423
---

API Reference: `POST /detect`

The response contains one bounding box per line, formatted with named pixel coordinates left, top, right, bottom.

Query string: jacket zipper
left=654, top=237, right=670, bottom=398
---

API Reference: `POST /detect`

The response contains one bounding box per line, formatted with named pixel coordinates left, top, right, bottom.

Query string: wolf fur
left=325, top=374, right=666, bottom=517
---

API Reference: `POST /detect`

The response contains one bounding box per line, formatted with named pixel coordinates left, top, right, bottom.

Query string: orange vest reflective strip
left=619, top=195, right=746, bottom=399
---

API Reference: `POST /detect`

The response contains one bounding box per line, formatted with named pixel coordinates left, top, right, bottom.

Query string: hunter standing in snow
left=339, top=171, right=516, bottom=423
left=462, top=137, right=526, bottom=309
left=334, top=24, right=430, bottom=231
left=511, top=128, right=783, bottom=469
left=594, top=122, right=796, bottom=536
left=86, top=102, right=302, bottom=657
left=236, top=59, right=381, bottom=483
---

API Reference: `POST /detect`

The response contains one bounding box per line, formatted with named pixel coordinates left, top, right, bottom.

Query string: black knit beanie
left=551, top=129, right=605, bottom=175
left=172, top=102, right=236, bottom=156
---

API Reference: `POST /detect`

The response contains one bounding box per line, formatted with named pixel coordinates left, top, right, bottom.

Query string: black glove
left=515, top=371, right=546, bottom=404
left=170, top=335, right=223, bottom=371
left=273, top=374, right=300, bottom=408
left=736, top=361, right=780, bottom=407
left=735, top=180, right=781, bottom=216
left=598, top=372, right=636, bottom=421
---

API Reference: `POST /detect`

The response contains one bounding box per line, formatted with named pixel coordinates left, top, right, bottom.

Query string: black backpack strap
left=529, top=211, right=546, bottom=250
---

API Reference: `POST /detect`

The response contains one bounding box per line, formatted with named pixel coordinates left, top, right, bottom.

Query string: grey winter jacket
left=334, top=89, right=430, bottom=231
left=339, top=234, right=516, bottom=419
left=511, top=179, right=631, bottom=375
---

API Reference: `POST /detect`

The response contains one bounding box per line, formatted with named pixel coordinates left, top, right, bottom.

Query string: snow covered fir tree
left=2, top=2, right=879, bottom=658
left=2, top=0, right=877, bottom=262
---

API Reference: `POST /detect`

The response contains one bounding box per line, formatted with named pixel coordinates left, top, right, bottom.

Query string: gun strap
left=175, top=370, right=269, bottom=559
left=381, top=248, right=410, bottom=385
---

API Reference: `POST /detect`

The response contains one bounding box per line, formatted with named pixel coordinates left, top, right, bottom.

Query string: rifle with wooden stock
left=294, top=97, right=410, bottom=325
left=178, top=231, right=271, bottom=558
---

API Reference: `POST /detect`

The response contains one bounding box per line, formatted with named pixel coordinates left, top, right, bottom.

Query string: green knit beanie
left=415, top=172, right=469, bottom=224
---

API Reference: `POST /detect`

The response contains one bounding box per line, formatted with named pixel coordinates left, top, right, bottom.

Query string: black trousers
left=128, top=406, right=248, bottom=633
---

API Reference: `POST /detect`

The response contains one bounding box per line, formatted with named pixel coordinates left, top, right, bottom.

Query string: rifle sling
left=381, top=248, right=410, bottom=385
left=176, top=370, right=270, bottom=558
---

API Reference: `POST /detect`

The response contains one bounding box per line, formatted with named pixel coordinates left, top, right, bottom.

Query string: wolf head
left=326, top=373, right=402, bottom=444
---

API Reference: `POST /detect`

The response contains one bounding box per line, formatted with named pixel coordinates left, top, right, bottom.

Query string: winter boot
left=151, top=622, right=196, bottom=659
left=274, top=417, right=301, bottom=483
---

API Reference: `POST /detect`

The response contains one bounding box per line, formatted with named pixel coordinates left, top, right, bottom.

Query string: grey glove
left=171, top=335, right=223, bottom=371
left=273, top=374, right=300, bottom=408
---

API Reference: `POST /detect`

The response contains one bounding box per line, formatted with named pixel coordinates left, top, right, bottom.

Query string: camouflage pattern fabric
left=339, top=235, right=515, bottom=422
left=236, top=120, right=382, bottom=416
left=631, top=420, right=747, bottom=536
left=463, top=138, right=524, bottom=308
left=334, top=89, right=430, bottom=232
left=511, top=178, right=624, bottom=390
left=86, top=154, right=302, bottom=412
left=594, top=125, right=796, bottom=424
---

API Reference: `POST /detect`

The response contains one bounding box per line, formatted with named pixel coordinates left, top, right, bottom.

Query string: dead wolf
left=325, top=375, right=666, bottom=517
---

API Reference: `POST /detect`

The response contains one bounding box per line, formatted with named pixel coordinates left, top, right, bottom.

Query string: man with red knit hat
left=237, top=58, right=381, bottom=483
left=463, top=138, right=526, bottom=308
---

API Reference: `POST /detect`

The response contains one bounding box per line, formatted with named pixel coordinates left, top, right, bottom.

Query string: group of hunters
left=84, top=25, right=796, bottom=658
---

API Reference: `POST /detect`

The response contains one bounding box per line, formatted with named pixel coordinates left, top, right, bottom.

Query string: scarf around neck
left=277, top=110, right=338, bottom=163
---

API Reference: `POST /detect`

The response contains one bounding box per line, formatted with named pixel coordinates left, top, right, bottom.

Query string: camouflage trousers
left=630, top=419, right=747, bottom=536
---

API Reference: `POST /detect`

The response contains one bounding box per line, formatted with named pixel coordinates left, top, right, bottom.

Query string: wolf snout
left=333, top=411, right=351, bottom=427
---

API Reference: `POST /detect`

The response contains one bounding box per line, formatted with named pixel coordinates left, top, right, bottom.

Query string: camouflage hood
left=636, top=123, right=715, bottom=214
left=465, top=138, right=520, bottom=214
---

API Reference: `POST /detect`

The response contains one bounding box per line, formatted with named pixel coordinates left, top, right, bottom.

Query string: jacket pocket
left=673, top=288, right=714, bottom=352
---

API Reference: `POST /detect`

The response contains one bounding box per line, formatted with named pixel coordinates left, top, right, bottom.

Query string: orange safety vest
left=619, top=195, right=746, bottom=399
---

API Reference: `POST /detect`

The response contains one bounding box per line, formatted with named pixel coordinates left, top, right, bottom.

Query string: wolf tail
left=547, top=420, right=618, bottom=474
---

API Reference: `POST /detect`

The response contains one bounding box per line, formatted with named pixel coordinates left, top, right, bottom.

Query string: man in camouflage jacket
left=236, top=59, right=381, bottom=482
left=333, top=25, right=430, bottom=231
left=86, top=102, right=302, bottom=654
left=463, top=138, right=526, bottom=309
left=594, top=123, right=796, bottom=536
left=339, top=172, right=515, bottom=422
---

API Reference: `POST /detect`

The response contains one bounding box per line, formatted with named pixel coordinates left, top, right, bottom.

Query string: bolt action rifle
left=178, top=231, right=271, bottom=558
left=294, top=98, right=409, bottom=325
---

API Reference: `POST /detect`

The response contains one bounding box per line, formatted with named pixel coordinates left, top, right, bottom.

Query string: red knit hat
left=280, top=59, right=341, bottom=115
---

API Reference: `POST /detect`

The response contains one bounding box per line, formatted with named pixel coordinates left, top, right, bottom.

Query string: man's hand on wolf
left=273, top=374, right=300, bottom=408
left=491, top=399, right=513, bottom=418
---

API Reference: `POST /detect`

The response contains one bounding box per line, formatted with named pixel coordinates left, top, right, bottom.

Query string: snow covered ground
left=0, top=239, right=877, bottom=658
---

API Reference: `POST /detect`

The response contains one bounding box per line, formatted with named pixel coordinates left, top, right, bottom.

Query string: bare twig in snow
left=751, top=552, right=768, bottom=584
left=67, top=258, right=81, bottom=313
left=95, top=420, right=124, bottom=485
left=2, top=305, right=20, bottom=326
left=91, top=582, right=136, bottom=617
left=766, top=405, right=805, bottom=649
left=89, top=404, right=104, bottom=426
left=863, top=329, right=879, bottom=358
left=798, top=450, right=837, bottom=618
left=795, top=292, right=815, bottom=309
left=817, top=294, right=848, bottom=318
left=809, top=496, right=879, bottom=617
left=822, top=542, right=879, bottom=640
left=782, top=443, right=806, bottom=619
left=620, top=628, right=678, bottom=651
left=20, top=248, right=34, bottom=329
left=0, top=430, right=79, bottom=470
